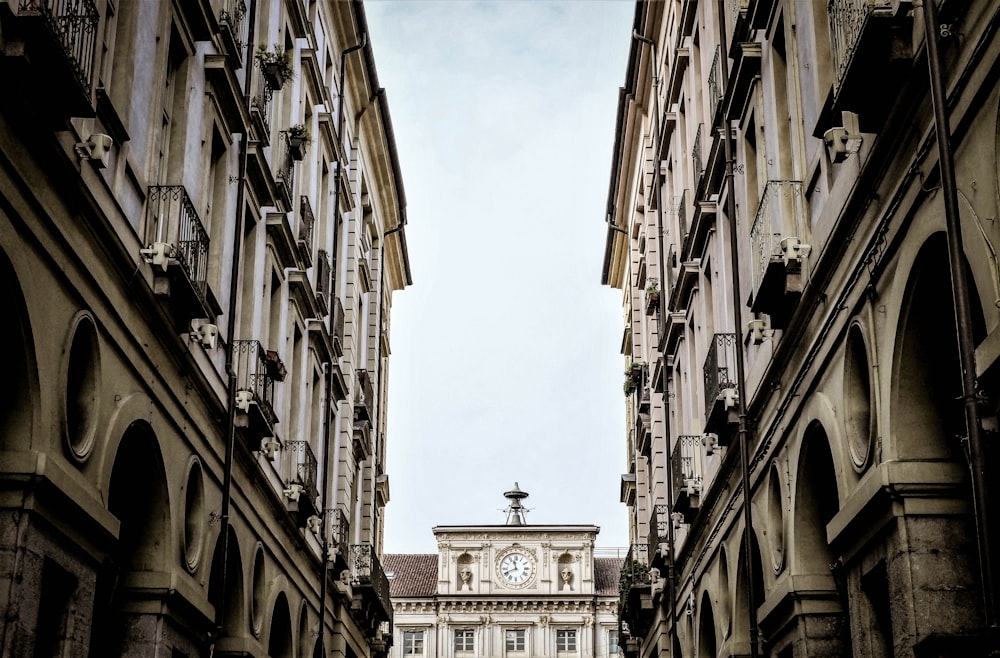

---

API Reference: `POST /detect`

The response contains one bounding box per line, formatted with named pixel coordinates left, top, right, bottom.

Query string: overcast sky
left=364, top=0, right=636, bottom=554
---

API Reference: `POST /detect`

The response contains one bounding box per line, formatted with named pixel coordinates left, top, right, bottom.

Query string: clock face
left=499, top=552, right=533, bottom=585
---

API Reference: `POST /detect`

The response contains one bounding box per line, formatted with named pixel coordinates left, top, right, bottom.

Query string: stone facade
left=602, top=1, right=999, bottom=657
left=0, top=0, right=408, bottom=656
left=385, top=526, right=622, bottom=658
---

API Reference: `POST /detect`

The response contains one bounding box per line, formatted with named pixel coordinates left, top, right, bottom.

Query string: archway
left=733, top=531, right=764, bottom=651
left=697, top=592, right=717, bottom=658
left=89, top=421, right=171, bottom=655
left=209, top=526, right=245, bottom=637
left=268, top=592, right=294, bottom=658
left=0, top=251, right=35, bottom=449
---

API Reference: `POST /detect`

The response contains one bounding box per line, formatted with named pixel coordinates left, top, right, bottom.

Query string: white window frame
left=403, top=630, right=424, bottom=656
left=454, top=629, right=475, bottom=653
left=505, top=629, right=526, bottom=652
left=556, top=629, right=577, bottom=652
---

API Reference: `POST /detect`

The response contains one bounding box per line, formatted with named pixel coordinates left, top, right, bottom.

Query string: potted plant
left=645, top=278, right=660, bottom=315
left=627, top=361, right=646, bottom=385
left=256, top=44, right=293, bottom=90
left=286, top=124, right=310, bottom=160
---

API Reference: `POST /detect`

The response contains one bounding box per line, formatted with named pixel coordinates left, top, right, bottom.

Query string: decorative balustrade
left=351, top=544, right=394, bottom=627
left=18, top=0, right=99, bottom=96
left=233, top=339, right=277, bottom=429
left=748, top=180, right=805, bottom=299
left=145, top=185, right=211, bottom=311
left=298, top=195, right=315, bottom=266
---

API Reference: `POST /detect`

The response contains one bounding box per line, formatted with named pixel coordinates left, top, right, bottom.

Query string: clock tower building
left=383, top=486, right=623, bottom=658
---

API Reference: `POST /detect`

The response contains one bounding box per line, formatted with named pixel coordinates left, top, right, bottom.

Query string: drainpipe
left=714, top=3, right=760, bottom=657
left=631, top=28, right=678, bottom=658
left=215, top=0, right=257, bottom=644
left=921, top=0, right=997, bottom=644
left=318, top=29, right=368, bottom=655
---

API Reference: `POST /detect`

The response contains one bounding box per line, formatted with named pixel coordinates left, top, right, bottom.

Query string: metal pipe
left=215, top=0, right=257, bottom=641
left=318, top=29, right=368, bottom=655
left=922, top=0, right=998, bottom=643
left=714, top=1, right=760, bottom=655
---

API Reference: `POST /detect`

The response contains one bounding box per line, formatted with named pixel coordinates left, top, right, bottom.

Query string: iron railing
left=298, top=195, right=315, bottom=265
left=670, top=436, right=703, bottom=507
left=146, top=185, right=210, bottom=305
left=355, top=368, right=374, bottom=422
left=332, top=296, right=346, bottom=347
left=233, top=340, right=277, bottom=427
left=315, top=249, right=332, bottom=316
left=285, top=440, right=318, bottom=505
left=351, top=544, right=394, bottom=625
left=829, top=0, right=893, bottom=93
left=618, top=543, right=651, bottom=614
left=218, top=0, right=248, bottom=62
left=692, top=123, right=704, bottom=185
left=328, top=508, right=350, bottom=563
left=708, top=46, right=723, bottom=119
left=275, top=131, right=295, bottom=202
left=648, top=504, right=670, bottom=558
left=19, top=0, right=99, bottom=96
left=748, top=180, right=804, bottom=295
left=251, top=73, right=273, bottom=137
left=704, top=333, right=738, bottom=417
left=673, top=190, right=688, bottom=246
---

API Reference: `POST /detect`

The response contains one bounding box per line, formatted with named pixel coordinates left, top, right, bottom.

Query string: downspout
left=318, top=30, right=368, bottom=656
left=215, top=0, right=257, bottom=646
left=922, top=0, right=997, bottom=644
left=713, top=1, right=760, bottom=655
left=631, top=28, right=677, bottom=658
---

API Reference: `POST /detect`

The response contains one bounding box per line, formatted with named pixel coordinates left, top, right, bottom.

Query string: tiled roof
left=594, top=557, right=624, bottom=596
left=383, top=554, right=438, bottom=598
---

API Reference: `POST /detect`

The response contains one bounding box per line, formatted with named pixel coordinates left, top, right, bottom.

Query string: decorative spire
left=503, top=482, right=529, bottom=526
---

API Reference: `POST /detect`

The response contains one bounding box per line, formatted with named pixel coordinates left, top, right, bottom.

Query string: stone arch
left=716, top=548, right=732, bottom=638
left=697, top=591, right=717, bottom=658
left=208, top=525, right=245, bottom=637
left=268, top=591, right=294, bottom=658
left=88, top=420, right=172, bottom=655
left=297, top=599, right=311, bottom=658
left=892, top=232, right=986, bottom=461
left=0, top=249, right=37, bottom=451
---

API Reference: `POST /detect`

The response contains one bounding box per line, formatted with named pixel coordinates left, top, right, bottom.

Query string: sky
left=364, top=0, right=637, bottom=554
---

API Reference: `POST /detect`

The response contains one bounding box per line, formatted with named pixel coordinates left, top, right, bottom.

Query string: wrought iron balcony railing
left=328, top=508, right=350, bottom=566
left=250, top=73, right=273, bottom=138
left=692, top=123, right=704, bottom=186
left=332, top=296, right=346, bottom=349
left=355, top=368, right=374, bottom=424
left=708, top=46, right=723, bottom=119
left=284, top=440, right=318, bottom=507
left=233, top=339, right=278, bottom=429
left=670, top=435, right=703, bottom=517
left=673, top=190, right=688, bottom=248
left=275, top=131, right=295, bottom=206
left=829, top=0, right=894, bottom=94
left=145, top=185, right=211, bottom=310
left=748, top=180, right=805, bottom=297
left=351, top=544, right=394, bottom=626
left=648, top=504, right=670, bottom=560
left=298, top=195, right=315, bottom=266
left=315, top=249, right=332, bottom=316
left=218, top=0, right=248, bottom=65
left=704, top=333, right=738, bottom=416
left=18, top=0, right=99, bottom=97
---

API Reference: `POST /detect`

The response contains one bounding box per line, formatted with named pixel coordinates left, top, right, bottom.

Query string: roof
left=382, top=554, right=624, bottom=599
left=383, top=553, right=438, bottom=598
left=594, top=557, right=624, bottom=596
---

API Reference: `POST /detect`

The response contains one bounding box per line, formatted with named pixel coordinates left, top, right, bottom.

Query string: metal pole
left=714, top=1, right=760, bottom=655
left=921, top=0, right=998, bottom=646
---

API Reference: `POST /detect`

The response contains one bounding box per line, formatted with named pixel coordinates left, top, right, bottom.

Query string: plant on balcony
left=618, top=558, right=650, bottom=595
left=627, top=361, right=646, bottom=384
left=286, top=124, right=310, bottom=160
left=255, top=44, right=293, bottom=90
left=264, top=349, right=287, bottom=381
left=645, top=278, right=660, bottom=315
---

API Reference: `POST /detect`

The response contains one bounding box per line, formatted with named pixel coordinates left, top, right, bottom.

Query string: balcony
left=283, top=440, right=318, bottom=525
left=692, top=124, right=705, bottom=191
left=618, top=544, right=653, bottom=640
left=233, top=340, right=278, bottom=441
left=142, top=185, right=221, bottom=324
left=250, top=73, right=273, bottom=143
left=707, top=46, right=723, bottom=124
left=326, top=508, right=351, bottom=576
left=829, top=0, right=912, bottom=128
left=354, top=369, right=374, bottom=425
left=9, top=0, right=99, bottom=119
left=648, top=504, right=670, bottom=567
left=704, top=333, right=739, bottom=440
left=331, top=296, right=346, bottom=358
left=671, top=435, right=703, bottom=524
left=748, top=181, right=808, bottom=324
left=218, top=0, right=248, bottom=69
left=297, top=195, right=315, bottom=268
left=274, top=131, right=295, bottom=210
left=350, top=544, right=394, bottom=634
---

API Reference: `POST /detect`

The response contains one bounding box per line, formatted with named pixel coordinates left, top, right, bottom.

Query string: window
left=608, top=630, right=619, bottom=655
left=455, top=630, right=475, bottom=653
left=505, top=629, right=526, bottom=652
left=403, top=631, right=424, bottom=655
left=556, top=630, right=577, bottom=652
